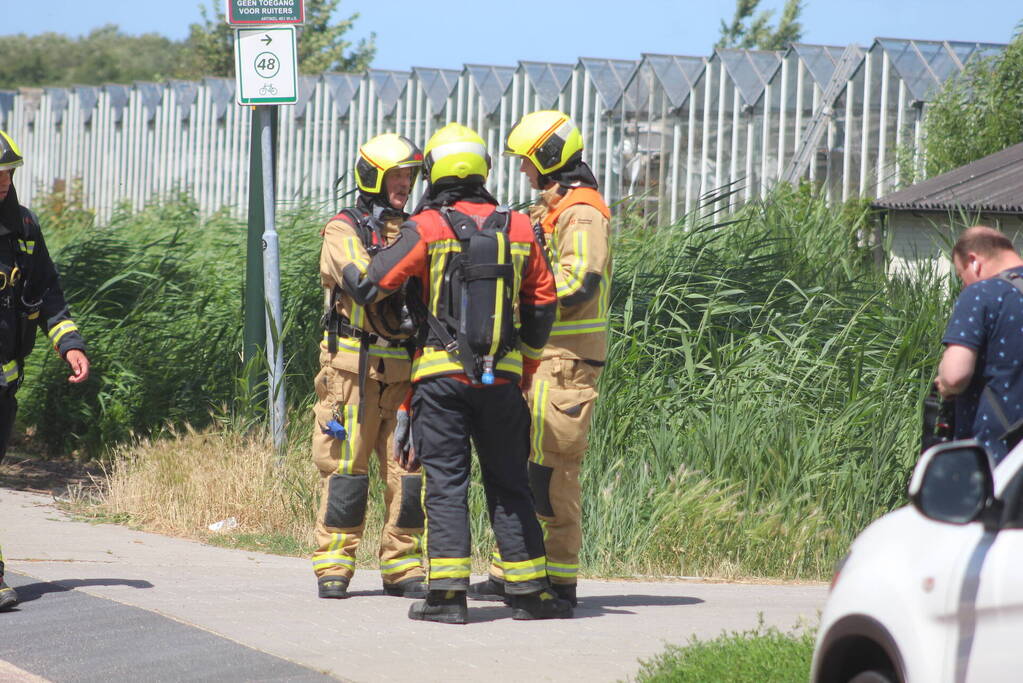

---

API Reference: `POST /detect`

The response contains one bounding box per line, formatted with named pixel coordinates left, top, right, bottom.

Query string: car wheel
left=848, top=671, right=897, bottom=683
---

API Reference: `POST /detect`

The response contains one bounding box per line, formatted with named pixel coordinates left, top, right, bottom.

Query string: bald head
left=952, top=225, right=1023, bottom=286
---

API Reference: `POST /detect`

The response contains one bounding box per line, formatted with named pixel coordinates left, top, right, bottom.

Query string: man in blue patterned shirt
left=937, top=226, right=1023, bottom=464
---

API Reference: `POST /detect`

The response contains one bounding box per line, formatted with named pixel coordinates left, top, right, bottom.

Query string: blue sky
left=6, top=0, right=1022, bottom=72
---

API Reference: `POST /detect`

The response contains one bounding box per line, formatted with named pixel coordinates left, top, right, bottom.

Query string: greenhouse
left=0, top=35, right=1008, bottom=222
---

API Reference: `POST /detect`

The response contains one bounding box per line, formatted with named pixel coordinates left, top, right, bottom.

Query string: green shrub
left=634, top=621, right=815, bottom=682
left=923, top=26, right=1023, bottom=178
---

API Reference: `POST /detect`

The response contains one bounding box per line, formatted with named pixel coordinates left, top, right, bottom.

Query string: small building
left=873, top=142, right=1023, bottom=276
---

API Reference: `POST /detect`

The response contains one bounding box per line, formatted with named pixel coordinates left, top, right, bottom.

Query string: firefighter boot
left=383, top=577, right=427, bottom=598
left=0, top=580, right=18, bottom=611
left=408, top=590, right=468, bottom=624
left=318, top=575, right=350, bottom=599
left=510, top=588, right=573, bottom=620
left=552, top=583, right=577, bottom=607
left=467, top=576, right=507, bottom=602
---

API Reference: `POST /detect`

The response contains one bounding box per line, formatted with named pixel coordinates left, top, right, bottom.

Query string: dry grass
left=73, top=424, right=409, bottom=564
left=84, top=425, right=317, bottom=542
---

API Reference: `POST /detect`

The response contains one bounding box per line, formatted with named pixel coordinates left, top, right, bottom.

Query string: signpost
left=233, top=3, right=302, bottom=460
left=226, top=0, right=305, bottom=25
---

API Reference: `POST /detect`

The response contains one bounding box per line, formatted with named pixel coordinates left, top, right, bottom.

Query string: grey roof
left=167, top=80, right=197, bottom=121
left=135, top=82, right=164, bottom=122
left=368, top=70, right=410, bottom=115
left=629, top=53, right=706, bottom=110
left=292, top=75, right=319, bottom=118
left=789, top=44, right=846, bottom=88
left=0, top=91, right=14, bottom=123
left=871, top=38, right=1005, bottom=102
left=322, top=73, right=360, bottom=116
left=714, top=48, right=782, bottom=107
left=44, top=87, right=69, bottom=125
left=105, top=84, right=131, bottom=123
left=412, top=67, right=460, bottom=115
left=578, top=57, right=639, bottom=110
left=872, top=142, right=1023, bottom=214
left=202, top=78, right=234, bottom=120
left=519, top=61, right=574, bottom=109
left=464, top=64, right=515, bottom=114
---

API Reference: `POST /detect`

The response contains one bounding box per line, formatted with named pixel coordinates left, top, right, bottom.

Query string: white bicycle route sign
left=234, top=26, right=298, bottom=105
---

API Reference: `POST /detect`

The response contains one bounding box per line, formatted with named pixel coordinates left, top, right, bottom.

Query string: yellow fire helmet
left=355, top=133, right=423, bottom=195
left=0, top=130, right=24, bottom=172
left=505, top=110, right=583, bottom=175
left=423, top=123, right=491, bottom=185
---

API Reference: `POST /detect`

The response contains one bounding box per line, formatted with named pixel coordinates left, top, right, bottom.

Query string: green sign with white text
left=226, top=0, right=304, bottom=25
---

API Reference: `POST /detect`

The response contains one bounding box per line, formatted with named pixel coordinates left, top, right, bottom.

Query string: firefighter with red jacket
left=471, top=111, right=611, bottom=608
left=311, top=134, right=427, bottom=600
left=360, top=123, right=572, bottom=623
left=0, top=130, right=90, bottom=611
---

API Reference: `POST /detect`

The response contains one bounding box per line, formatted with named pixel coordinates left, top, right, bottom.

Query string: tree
left=182, top=0, right=375, bottom=78
left=923, top=26, right=1023, bottom=177
left=716, top=0, right=804, bottom=51
left=0, top=27, right=186, bottom=88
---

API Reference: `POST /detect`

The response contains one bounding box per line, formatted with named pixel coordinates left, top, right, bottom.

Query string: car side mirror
left=909, top=440, right=994, bottom=525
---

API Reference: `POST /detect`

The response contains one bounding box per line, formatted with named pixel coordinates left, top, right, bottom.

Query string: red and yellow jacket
left=366, top=199, right=556, bottom=384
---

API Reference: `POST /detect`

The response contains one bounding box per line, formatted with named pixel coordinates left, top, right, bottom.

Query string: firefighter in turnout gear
left=0, top=130, right=90, bottom=611
left=363, top=123, right=572, bottom=623
left=471, top=111, right=611, bottom=608
left=312, top=133, right=427, bottom=600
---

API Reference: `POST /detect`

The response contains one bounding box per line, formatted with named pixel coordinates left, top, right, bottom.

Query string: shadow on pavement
left=580, top=594, right=705, bottom=609
left=13, top=578, right=155, bottom=603
left=460, top=594, right=704, bottom=623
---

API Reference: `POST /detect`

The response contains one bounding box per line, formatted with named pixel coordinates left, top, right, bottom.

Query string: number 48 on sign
left=234, top=26, right=298, bottom=105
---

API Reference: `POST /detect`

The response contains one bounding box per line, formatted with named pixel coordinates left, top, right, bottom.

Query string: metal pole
left=244, top=107, right=268, bottom=405
left=258, top=105, right=287, bottom=459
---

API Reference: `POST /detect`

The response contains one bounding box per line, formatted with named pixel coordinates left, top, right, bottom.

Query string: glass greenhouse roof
left=369, top=70, right=410, bottom=115
left=413, top=67, right=460, bottom=115
left=464, top=64, right=516, bottom=114
left=715, top=48, right=782, bottom=106
left=578, top=57, right=639, bottom=110
left=874, top=38, right=1006, bottom=102
left=789, top=44, right=846, bottom=88
left=44, top=87, right=68, bottom=124
left=322, top=73, right=360, bottom=116
left=642, top=54, right=706, bottom=108
left=520, top=61, right=574, bottom=109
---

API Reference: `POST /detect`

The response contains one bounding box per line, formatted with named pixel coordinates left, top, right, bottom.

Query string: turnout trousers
left=311, top=366, right=425, bottom=584
left=489, top=357, right=601, bottom=585
left=412, top=377, right=549, bottom=594
left=0, top=387, right=16, bottom=586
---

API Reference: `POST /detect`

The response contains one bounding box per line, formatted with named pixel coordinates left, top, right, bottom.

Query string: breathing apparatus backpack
left=413, top=205, right=517, bottom=384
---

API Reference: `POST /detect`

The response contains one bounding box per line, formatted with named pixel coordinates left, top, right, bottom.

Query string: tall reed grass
left=35, top=185, right=956, bottom=579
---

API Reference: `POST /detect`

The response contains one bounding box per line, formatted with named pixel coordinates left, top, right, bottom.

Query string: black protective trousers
left=0, top=388, right=16, bottom=463
left=411, top=376, right=548, bottom=594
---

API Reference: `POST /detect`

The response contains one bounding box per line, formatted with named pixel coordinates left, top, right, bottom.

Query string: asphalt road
left=1, top=488, right=828, bottom=682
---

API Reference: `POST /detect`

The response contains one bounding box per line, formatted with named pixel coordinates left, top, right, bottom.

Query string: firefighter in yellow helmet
left=470, top=111, right=611, bottom=608
left=0, top=130, right=90, bottom=611
left=362, top=123, right=571, bottom=623
left=311, top=133, right=427, bottom=600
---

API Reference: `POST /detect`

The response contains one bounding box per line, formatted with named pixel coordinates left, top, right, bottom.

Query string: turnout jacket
left=0, top=200, right=86, bottom=387
left=365, top=199, right=557, bottom=384
left=532, top=185, right=612, bottom=362
left=319, top=208, right=411, bottom=385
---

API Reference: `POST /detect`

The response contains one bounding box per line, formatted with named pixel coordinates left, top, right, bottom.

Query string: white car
left=811, top=439, right=1023, bottom=683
